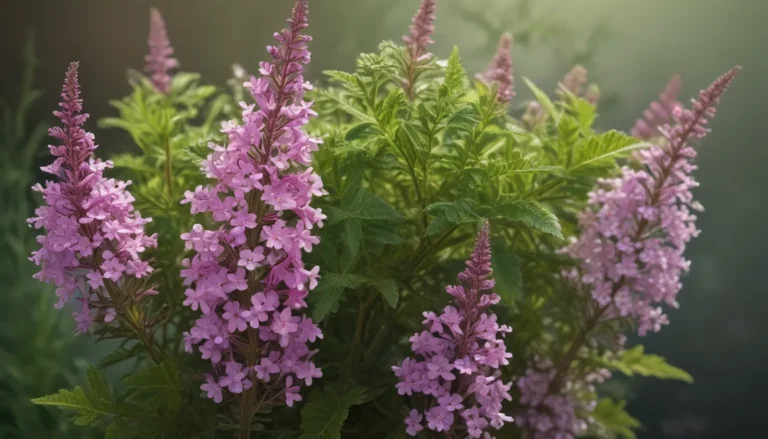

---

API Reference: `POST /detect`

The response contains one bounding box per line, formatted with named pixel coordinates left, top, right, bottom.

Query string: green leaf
left=123, top=360, right=182, bottom=411
left=31, top=387, right=112, bottom=426
left=299, top=380, right=367, bottom=439
left=444, top=47, right=467, bottom=97
left=524, top=77, right=559, bottom=122
left=601, top=346, right=694, bottom=383
left=86, top=365, right=114, bottom=409
left=344, top=123, right=380, bottom=142
left=569, top=130, right=651, bottom=175
left=425, top=200, right=477, bottom=236
left=490, top=238, right=523, bottom=303
left=346, top=189, right=401, bottom=221
left=363, top=227, right=403, bottom=245
left=371, top=278, right=399, bottom=308
left=481, top=200, right=563, bottom=239
left=98, top=344, right=145, bottom=369
left=340, top=218, right=363, bottom=273
left=312, top=273, right=368, bottom=322
left=592, top=399, right=641, bottom=439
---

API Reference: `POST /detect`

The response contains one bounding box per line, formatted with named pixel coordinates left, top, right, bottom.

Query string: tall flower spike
left=145, top=8, right=178, bottom=94
left=403, top=0, right=437, bottom=61
left=566, top=67, right=740, bottom=335
left=393, top=222, right=514, bottom=438
left=631, top=74, right=682, bottom=140
left=28, top=62, right=159, bottom=334
left=180, top=0, right=325, bottom=421
left=479, top=33, right=514, bottom=104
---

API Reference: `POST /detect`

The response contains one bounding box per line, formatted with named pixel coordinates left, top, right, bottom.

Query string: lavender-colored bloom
left=556, top=65, right=588, bottom=98
left=393, top=223, right=514, bottom=437
left=567, top=67, right=740, bottom=335
left=145, top=8, right=178, bottom=94
left=403, top=0, right=436, bottom=61
left=478, top=33, right=514, bottom=104
left=28, top=62, right=158, bottom=333
left=180, top=0, right=325, bottom=409
left=516, top=362, right=609, bottom=439
left=631, top=74, right=682, bottom=140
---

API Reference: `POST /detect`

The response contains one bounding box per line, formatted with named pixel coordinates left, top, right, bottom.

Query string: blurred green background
left=1, top=0, right=764, bottom=437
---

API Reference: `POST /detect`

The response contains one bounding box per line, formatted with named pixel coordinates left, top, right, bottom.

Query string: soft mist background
left=1, top=0, right=764, bottom=437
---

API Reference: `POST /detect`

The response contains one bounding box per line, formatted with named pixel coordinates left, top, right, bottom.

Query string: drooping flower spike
left=180, top=0, right=325, bottom=415
left=403, top=0, right=437, bottom=61
left=567, top=66, right=740, bottom=336
left=28, top=62, right=159, bottom=335
left=631, top=74, right=682, bottom=140
left=479, top=33, right=514, bottom=104
left=393, top=222, right=514, bottom=438
left=145, top=8, right=178, bottom=94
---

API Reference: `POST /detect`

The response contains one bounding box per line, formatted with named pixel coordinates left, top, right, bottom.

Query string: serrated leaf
left=123, top=360, right=182, bottom=411
left=444, top=47, right=467, bottom=97
left=346, top=189, right=401, bottom=221
left=31, top=387, right=113, bottom=426
left=371, top=279, right=399, bottom=308
left=490, top=239, right=523, bottom=304
left=569, top=131, right=651, bottom=175
left=344, top=123, right=380, bottom=142
left=98, top=344, right=145, bottom=369
left=340, top=218, right=363, bottom=273
left=299, top=380, right=367, bottom=439
left=481, top=200, right=563, bottom=239
left=425, top=200, right=478, bottom=236
left=601, top=346, right=693, bottom=383
left=86, top=365, right=113, bottom=409
left=592, top=399, right=641, bottom=439
left=363, top=227, right=403, bottom=245
left=312, top=273, right=368, bottom=322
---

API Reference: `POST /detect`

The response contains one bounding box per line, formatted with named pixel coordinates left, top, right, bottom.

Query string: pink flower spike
left=145, top=8, right=178, bottom=94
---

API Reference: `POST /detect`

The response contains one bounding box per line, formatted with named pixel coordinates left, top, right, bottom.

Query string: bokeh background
left=1, top=0, right=764, bottom=437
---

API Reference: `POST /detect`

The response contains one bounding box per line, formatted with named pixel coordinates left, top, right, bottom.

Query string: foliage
left=21, top=3, right=702, bottom=439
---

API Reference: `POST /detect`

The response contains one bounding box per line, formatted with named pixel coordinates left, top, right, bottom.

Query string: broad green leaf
left=490, top=238, right=523, bottom=303
left=98, top=344, right=145, bottom=369
left=569, top=130, right=651, bottom=175
left=601, top=346, right=693, bottom=383
left=86, top=365, right=114, bottom=409
left=371, top=278, right=399, bottom=308
left=524, top=77, right=559, bottom=122
left=312, top=273, right=368, bottom=322
left=123, top=360, right=182, bottom=411
left=481, top=200, right=563, bottom=239
left=340, top=218, right=363, bottom=273
left=344, top=123, right=380, bottom=142
left=346, top=189, right=401, bottom=221
left=425, top=200, right=477, bottom=236
left=299, top=380, right=367, bottom=439
left=363, top=227, right=403, bottom=245
left=591, top=399, right=641, bottom=439
left=31, top=387, right=113, bottom=426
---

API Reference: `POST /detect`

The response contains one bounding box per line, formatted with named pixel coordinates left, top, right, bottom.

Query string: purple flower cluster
left=516, top=363, right=609, bottom=439
left=28, top=62, right=158, bottom=333
left=631, top=74, right=682, bottom=140
left=180, top=0, right=325, bottom=408
left=393, top=223, right=514, bottom=437
left=479, top=33, right=515, bottom=104
left=145, top=8, right=178, bottom=94
left=566, top=67, right=740, bottom=335
left=556, top=65, right=599, bottom=105
left=403, top=0, right=436, bottom=61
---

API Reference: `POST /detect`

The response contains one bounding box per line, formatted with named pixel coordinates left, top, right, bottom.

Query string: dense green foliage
left=22, top=13, right=695, bottom=439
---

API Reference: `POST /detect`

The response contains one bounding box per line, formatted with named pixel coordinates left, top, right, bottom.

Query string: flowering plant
left=25, top=1, right=738, bottom=438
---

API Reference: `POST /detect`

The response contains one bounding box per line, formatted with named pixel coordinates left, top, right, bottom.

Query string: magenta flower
left=392, top=222, right=514, bottom=437
left=180, top=0, right=324, bottom=412
left=567, top=67, right=740, bottom=335
left=28, top=62, right=158, bottom=334
left=403, top=0, right=437, bottom=61
left=631, top=74, right=682, bottom=140
left=145, top=8, right=178, bottom=94
left=478, top=33, right=514, bottom=104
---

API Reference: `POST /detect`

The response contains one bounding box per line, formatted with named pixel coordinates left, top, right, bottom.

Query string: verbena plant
left=24, top=1, right=738, bottom=438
